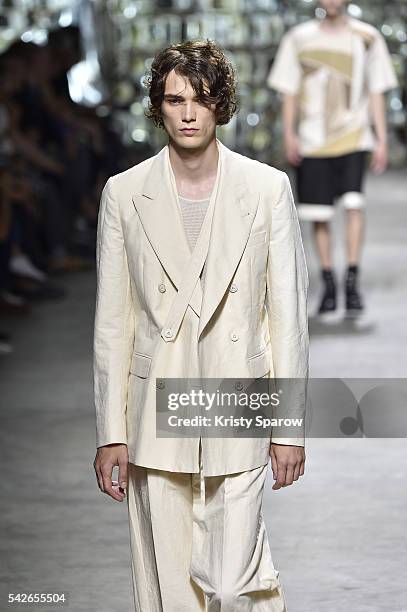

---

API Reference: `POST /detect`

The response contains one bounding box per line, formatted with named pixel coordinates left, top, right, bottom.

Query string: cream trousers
left=126, top=443, right=287, bottom=611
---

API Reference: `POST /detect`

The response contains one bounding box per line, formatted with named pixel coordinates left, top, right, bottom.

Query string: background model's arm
left=282, top=94, right=302, bottom=166
left=370, top=92, right=388, bottom=174
left=367, top=30, right=398, bottom=173
left=266, top=29, right=302, bottom=166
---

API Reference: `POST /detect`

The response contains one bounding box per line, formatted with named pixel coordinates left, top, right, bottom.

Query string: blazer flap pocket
left=130, top=352, right=152, bottom=378
left=247, top=229, right=267, bottom=247
left=247, top=346, right=271, bottom=378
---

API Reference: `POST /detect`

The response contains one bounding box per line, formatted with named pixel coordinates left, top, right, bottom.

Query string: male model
left=93, top=39, right=308, bottom=611
left=267, top=0, right=397, bottom=317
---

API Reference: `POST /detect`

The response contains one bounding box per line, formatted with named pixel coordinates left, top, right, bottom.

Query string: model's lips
left=181, top=128, right=198, bottom=133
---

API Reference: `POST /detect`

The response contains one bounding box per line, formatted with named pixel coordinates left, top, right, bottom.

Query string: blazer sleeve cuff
left=96, top=427, right=128, bottom=449
left=271, top=437, right=305, bottom=447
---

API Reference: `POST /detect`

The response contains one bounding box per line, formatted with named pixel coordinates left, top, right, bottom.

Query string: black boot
left=318, top=268, right=337, bottom=314
left=345, top=264, right=364, bottom=317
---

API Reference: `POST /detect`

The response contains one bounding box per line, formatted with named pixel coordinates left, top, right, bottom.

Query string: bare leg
left=313, top=221, right=332, bottom=269
left=345, top=208, right=364, bottom=266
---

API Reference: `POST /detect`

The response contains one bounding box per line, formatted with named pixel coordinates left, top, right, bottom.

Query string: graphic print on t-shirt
left=267, top=17, right=398, bottom=157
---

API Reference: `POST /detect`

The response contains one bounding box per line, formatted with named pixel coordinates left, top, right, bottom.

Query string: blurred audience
left=0, top=26, right=126, bottom=355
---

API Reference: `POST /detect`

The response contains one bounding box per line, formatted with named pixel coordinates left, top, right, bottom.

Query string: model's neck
left=320, top=12, right=349, bottom=31
left=168, top=137, right=219, bottom=186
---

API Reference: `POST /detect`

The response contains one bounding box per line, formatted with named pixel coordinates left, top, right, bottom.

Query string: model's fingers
left=118, top=458, right=128, bottom=494
left=293, top=461, right=301, bottom=481
left=272, top=461, right=287, bottom=490
left=284, top=464, right=295, bottom=486
left=111, top=480, right=126, bottom=499
left=94, top=463, right=104, bottom=492
left=101, top=460, right=113, bottom=492
left=371, top=151, right=385, bottom=174
left=378, top=158, right=386, bottom=174
left=270, top=448, right=278, bottom=480
left=101, top=461, right=123, bottom=501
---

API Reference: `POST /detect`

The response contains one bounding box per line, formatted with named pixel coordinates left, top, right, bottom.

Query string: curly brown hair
left=143, top=39, right=238, bottom=129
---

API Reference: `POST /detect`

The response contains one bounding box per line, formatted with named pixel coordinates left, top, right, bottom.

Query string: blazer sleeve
left=93, top=177, right=135, bottom=448
left=266, top=171, right=309, bottom=447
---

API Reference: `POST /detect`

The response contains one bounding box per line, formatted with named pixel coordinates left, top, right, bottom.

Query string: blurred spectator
left=0, top=28, right=127, bottom=355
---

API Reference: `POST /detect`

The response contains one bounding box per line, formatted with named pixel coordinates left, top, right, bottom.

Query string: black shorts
left=295, top=151, right=368, bottom=221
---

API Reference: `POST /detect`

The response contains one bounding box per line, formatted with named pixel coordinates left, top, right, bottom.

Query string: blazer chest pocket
left=247, top=345, right=271, bottom=378
left=130, top=352, right=152, bottom=378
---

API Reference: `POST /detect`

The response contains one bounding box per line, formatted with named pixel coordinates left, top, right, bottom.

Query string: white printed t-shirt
left=267, top=17, right=398, bottom=157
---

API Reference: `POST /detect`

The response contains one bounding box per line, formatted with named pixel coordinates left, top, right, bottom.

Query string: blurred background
left=0, top=0, right=406, bottom=367
left=0, top=2, right=406, bottom=612
left=1, top=0, right=406, bottom=160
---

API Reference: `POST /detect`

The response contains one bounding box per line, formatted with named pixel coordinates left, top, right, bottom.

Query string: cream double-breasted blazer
left=93, top=137, right=309, bottom=476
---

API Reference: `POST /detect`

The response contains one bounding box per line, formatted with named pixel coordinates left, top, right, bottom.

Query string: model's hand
left=284, top=133, right=302, bottom=167
left=94, top=443, right=129, bottom=502
left=370, top=140, right=388, bottom=174
left=269, top=443, right=305, bottom=489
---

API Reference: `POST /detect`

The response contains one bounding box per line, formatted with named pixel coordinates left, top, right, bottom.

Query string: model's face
left=160, top=68, right=217, bottom=150
left=319, top=0, right=347, bottom=18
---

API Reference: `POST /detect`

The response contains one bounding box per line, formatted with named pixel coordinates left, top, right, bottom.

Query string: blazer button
left=157, top=379, right=165, bottom=389
left=164, top=328, right=173, bottom=339
left=230, top=332, right=239, bottom=342
left=235, top=380, right=243, bottom=391
left=158, top=283, right=166, bottom=293
left=230, top=283, right=238, bottom=293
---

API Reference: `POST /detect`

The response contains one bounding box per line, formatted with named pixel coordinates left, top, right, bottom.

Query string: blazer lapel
left=132, top=138, right=260, bottom=338
left=131, top=144, right=193, bottom=297
left=198, top=140, right=260, bottom=341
